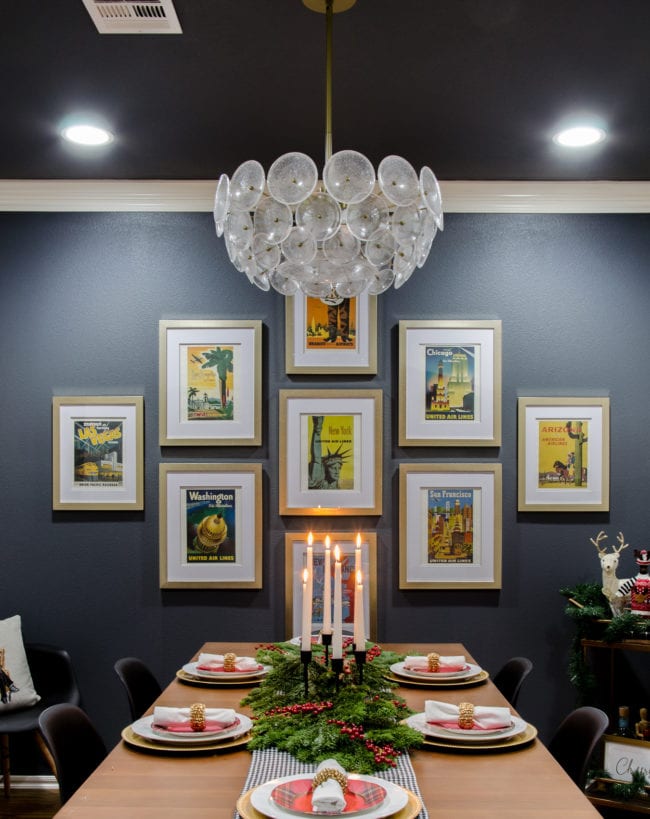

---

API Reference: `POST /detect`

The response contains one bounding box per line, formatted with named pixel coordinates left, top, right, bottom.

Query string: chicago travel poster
left=424, top=345, right=475, bottom=421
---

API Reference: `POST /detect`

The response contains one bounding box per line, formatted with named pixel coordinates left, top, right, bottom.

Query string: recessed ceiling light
left=553, top=125, right=607, bottom=148
left=61, top=124, right=114, bottom=146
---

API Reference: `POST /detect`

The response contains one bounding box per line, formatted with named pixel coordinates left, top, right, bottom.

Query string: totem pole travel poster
left=184, top=487, right=236, bottom=562
left=304, top=297, right=357, bottom=350
left=74, top=418, right=124, bottom=487
left=306, top=414, right=355, bottom=491
left=424, top=345, right=476, bottom=421
left=184, top=344, right=234, bottom=421
left=537, top=419, right=589, bottom=489
left=427, top=488, right=476, bottom=566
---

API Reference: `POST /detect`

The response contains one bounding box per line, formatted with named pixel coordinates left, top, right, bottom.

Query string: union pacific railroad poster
left=73, top=419, right=124, bottom=487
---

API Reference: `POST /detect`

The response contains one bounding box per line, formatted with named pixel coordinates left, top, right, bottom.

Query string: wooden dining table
left=54, top=643, right=600, bottom=818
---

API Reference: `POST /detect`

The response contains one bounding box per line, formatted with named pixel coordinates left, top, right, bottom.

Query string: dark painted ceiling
left=2, top=0, right=649, bottom=182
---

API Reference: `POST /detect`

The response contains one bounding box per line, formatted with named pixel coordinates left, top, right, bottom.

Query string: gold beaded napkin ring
left=189, top=702, right=206, bottom=732
left=223, top=652, right=237, bottom=672
left=312, top=768, right=348, bottom=792
left=426, top=652, right=440, bottom=672
left=458, top=702, right=475, bottom=730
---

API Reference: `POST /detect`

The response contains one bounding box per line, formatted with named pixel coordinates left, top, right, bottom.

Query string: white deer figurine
left=590, top=531, right=633, bottom=616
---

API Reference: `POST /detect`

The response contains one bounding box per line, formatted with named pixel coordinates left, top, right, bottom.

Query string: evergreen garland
left=588, top=767, right=650, bottom=801
left=241, top=640, right=423, bottom=773
left=560, top=583, right=649, bottom=703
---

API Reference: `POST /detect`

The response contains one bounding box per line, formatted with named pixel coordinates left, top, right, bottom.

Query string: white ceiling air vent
left=81, top=0, right=182, bottom=34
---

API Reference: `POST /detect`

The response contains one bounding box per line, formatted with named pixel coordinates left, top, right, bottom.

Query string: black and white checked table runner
left=235, top=749, right=428, bottom=819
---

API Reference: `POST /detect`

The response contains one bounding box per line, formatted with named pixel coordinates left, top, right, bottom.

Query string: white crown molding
left=0, top=179, right=648, bottom=213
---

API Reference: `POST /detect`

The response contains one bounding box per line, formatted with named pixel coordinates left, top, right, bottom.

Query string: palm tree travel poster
left=159, top=320, right=261, bottom=446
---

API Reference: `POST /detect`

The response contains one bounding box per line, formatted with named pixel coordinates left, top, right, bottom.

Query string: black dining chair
left=38, top=703, right=107, bottom=805
left=547, top=705, right=609, bottom=786
left=0, top=643, right=81, bottom=797
left=114, top=657, right=162, bottom=721
left=492, top=656, right=533, bottom=709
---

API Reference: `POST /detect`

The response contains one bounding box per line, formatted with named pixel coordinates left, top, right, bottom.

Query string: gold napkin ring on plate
left=312, top=769, right=348, bottom=792
left=189, top=702, right=206, bottom=732
left=427, top=652, right=440, bottom=672
left=223, top=652, right=237, bottom=672
left=458, top=702, right=475, bottom=730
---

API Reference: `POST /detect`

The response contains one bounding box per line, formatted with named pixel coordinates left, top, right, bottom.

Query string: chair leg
left=35, top=730, right=56, bottom=778
left=1, top=733, right=10, bottom=797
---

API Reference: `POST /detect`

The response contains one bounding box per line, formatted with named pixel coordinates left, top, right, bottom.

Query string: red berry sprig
left=265, top=700, right=334, bottom=717
left=327, top=718, right=398, bottom=768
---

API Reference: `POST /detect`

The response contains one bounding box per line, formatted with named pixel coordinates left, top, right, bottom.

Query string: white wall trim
left=0, top=179, right=648, bottom=213
left=10, top=774, right=58, bottom=790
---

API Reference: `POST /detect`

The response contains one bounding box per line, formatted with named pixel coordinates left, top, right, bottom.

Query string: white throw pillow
left=0, top=615, right=41, bottom=712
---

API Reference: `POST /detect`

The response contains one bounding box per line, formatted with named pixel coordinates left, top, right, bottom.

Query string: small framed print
left=518, top=397, right=610, bottom=512
left=279, top=389, right=382, bottom=516
left=285, top=293, right=377, bottom=374
left=52, top=396, right=143, bottom=511
left=399, top=463, right=502, bottom=589
left=398, top=319, right=502, bottom=446
left=159, top=463, right=262, bottom=589
left=159, top=319, right=261, bottom=446
left=285, top=532, right=377, bottom=641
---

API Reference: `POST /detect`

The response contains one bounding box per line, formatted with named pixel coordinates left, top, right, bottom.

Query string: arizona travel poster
left=183, top=344, right=234, bottom=421
left=537, top=420, right=589, bottom=489
left=427, top=488, right=475, bottom=564
left=73, top=418, right=124, bottom=487
left=304, top=297, right=357, bottom=350
left=184, top=487, right=236, bottom=562
left=424, top=345, right=475, bottom=421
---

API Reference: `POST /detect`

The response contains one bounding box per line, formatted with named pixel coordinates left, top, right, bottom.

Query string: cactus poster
left=304, top=297, right=357, bottom=349
left=427, top=488, right=475, bottom=564
left=537, top=420, right=589, bottom=489
left=184, top=487, right=236, bottom=562
left=183, top=344, right=234, bottom=421
left=424, top=345, right=475, bottom=421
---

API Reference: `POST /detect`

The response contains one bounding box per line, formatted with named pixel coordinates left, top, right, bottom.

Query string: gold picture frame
left=398, top=319, right=502, bottom=446
left=279, top=389, right=383, bottom=516
left=518, top=397, right=610, bottom=512
left=399, top=463, right=502, bottom=589
left=284, top=532, right=377, bottom=641
left=159, top=462, right=262, bottom=588
left=159, top=319, right=261, bottom=446
left=285, top=293, right=377, bottom=374
left=52, top=395, right=144, bottom=511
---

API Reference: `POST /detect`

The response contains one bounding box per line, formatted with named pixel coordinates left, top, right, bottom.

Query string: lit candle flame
left=334, top=544, right=341, bottom=562
left=308, top=531, right=313, bottom=546
left=303, top=568, right=309, bottom=583
left=356, top=569, right=362, bottom=585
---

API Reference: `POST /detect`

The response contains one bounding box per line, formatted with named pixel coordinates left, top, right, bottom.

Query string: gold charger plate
left=236, top=786, right=422, bottom=819
left=385, top=669, right=489, bottom=688
left=121, top=725, right=251, bottom=754
left=420, top=722, right=537, bottom=753
left=176, top=668, right=265, bottom=688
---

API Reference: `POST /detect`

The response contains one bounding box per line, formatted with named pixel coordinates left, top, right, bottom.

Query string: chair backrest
left=38, top=704, right=107, bottom=804
left=548, top=705, right=609, bottom=786
left=492, top=656, right=533, bottom=709
left=25, top=644, right=82, bottom=708
left=114, top=657, right=162, bottom=721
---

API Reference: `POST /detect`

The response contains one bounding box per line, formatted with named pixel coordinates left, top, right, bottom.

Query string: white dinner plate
left=182, top=661, right=270, bottom=680
left=131, top=713, right=252, bottom=745
left=390, top=661, right=481, bottom=681
left=250, top=774, right=409, bottom=819
left=405, top=713, right=527, bottom=744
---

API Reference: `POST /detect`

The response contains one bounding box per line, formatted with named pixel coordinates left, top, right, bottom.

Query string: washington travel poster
left=184, top=487, right=237, bottom=563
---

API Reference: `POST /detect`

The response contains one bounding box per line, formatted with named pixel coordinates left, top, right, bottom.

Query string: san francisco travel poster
left=427, top=488, right=476, bottom=565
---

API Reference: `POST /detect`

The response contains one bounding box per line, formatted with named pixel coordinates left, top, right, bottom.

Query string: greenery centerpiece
left=240, top=639, right=423, bottom=773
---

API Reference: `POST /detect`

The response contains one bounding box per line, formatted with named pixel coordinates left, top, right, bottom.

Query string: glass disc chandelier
left=213, top=0, right=443, bottom=305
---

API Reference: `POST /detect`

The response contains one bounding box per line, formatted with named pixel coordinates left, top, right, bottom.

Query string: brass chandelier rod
left=324, top=0, right=334, bottom=163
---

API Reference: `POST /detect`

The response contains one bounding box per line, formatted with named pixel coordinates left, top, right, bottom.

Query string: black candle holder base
left=321, top=631, right=332, bottom=665
left=354, top=649, right=367, bottom=684
left=300, top=649, right=312, bottom=698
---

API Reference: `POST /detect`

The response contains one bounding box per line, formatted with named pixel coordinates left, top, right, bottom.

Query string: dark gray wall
left=2, top=210, right=649, bottom=769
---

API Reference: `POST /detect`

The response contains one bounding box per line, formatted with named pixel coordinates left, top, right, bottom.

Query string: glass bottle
left=617, top=705, right=631, bottom=737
